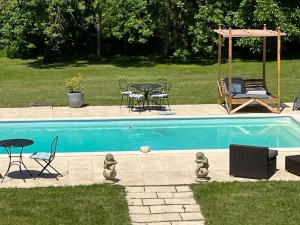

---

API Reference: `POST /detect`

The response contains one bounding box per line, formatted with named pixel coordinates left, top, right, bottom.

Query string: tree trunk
left=163, top=32, right=170, bottom=57
left=96, top=11, right=102, bottom=58
left=43, top=44, right=50, bottom=60
left=172, top=17, right=178, bottom=50
left=123, top=37, right=128, bottom=52
left=42, top=0, right=48, bottom=60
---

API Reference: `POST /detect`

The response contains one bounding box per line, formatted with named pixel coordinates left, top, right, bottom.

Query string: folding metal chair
left=30, top=136, right=63, bottom=180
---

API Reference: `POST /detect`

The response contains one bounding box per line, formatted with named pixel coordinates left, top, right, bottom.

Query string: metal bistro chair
left=119, top=78, right=132, bottom=108
left=127, top=83, right=145, bottom=111
left=150, top=79, right=172, bottom=110
left=149, top=78, right=167, bottom=95
left=29, top=136, right=63, bottom=180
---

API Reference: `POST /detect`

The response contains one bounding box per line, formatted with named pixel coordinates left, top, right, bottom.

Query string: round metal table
left=132, top=83, right=161, bottom=110
left=0, top=139, right=34, bottom=182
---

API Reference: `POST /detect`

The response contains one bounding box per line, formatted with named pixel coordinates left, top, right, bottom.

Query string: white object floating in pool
left=159, top=110, right=176, bottom=116
left=140, top=146, right=151, bottom=153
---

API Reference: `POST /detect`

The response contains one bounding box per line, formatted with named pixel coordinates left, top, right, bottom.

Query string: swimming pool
left=0, top=116, right=300, bottom=153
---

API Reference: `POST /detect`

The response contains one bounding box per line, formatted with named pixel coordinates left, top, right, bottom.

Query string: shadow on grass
left=26, top=54, right=297, bottom=70
left=25, top=55, right=217, bottom=69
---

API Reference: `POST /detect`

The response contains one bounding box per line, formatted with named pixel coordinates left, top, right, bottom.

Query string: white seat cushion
left=150, top=93, right=168, bottom=98
left=129, top=93, right=144, bottom=99
left=121, top=91, right=132, bottom=95
left=30, top=152, right=51, bottom=161
left=159, top=110, right=176, bottom=115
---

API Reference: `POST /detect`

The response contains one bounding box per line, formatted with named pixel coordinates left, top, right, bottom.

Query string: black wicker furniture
left=285, top=155, right=300, bottom=176
left=229, top=144, right=278, bottom=179
left=293, top=96, right=300, bottom=111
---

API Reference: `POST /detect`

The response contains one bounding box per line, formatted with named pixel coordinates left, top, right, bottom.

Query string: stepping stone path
left=126, top=185, right=205, bottom=225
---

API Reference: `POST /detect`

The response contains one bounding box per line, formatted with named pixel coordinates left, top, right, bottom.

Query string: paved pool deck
left=0, top=103, right=300, bottom=188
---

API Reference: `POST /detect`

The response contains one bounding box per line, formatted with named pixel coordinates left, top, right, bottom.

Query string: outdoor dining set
left=0, top=136, right=62, bottom=183
left=119, top=78, right=172, bottom=111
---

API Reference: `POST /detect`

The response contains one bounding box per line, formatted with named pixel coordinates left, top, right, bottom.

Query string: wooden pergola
left=214, top=25, right=286, bottom=114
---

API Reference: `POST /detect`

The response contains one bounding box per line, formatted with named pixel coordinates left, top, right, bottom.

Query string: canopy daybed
left=214, top=25, right=286, bottom=114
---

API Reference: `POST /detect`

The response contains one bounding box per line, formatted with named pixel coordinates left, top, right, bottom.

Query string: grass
left=0, top=57, right=299, bottom=107
left=192, top=181, right=300, bottom=225
left=0, top=184, right=130, bottom=225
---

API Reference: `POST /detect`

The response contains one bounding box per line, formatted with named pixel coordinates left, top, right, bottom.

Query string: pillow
left=232, top=83, right=242, bottom=94
left=224, top=78, right=244, bottom=95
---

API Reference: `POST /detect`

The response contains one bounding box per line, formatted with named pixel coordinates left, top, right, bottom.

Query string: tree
left=0, top=0, right=299, bottom=59
left=92, top=0, right=111, bottom=58
left=43, top=0, right=89, bottom=58
left=149, top=0, right=193, bottom=57
left=0, top=0, right=44, bottom=58
left=234, top=0, right=288, bottom=54
left=93, top=0, right=103, bottom=57
left=106, top=0, right=153, bottom=52
left=189, top=0, right=223, bottom=57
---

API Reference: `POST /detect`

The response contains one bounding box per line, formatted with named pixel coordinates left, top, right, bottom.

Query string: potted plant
left=65, top=73, right=85, bottom=108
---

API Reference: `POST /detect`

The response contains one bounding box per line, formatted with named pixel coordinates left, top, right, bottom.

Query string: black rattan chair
left=30, top=136, right=63, bottom=180
left=285, top=155, right=300, bottom=176
left=293, top=96, right=300, bottom=111
left=229, top=144, right=278, bottom=179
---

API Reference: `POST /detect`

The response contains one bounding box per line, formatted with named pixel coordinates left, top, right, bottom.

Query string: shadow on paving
left=6, top=170, right=60, bottom=180
left=226, top=102, right=290, bottom=113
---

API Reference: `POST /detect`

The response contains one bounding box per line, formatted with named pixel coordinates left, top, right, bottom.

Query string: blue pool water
left=0, top=117, right=300, bottom=153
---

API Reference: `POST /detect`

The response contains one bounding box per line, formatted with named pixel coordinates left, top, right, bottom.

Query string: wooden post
left=218, top=25, right=222, bottom=82
left=228, top=28, right=233, bottom=113
left=277, top=29, right=281, bottom=113
left=217, top=25, right=222, bottom=103
left=263, top=24, right=267, bottom=84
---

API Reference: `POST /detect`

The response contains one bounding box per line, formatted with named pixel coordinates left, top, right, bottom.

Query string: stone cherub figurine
left=195, top=152, right=210, bottom=182
left=103, top=153, right=118, bottom=183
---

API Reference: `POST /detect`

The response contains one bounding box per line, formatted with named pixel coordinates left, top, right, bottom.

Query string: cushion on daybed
left=245, top=87, right=267, bottom=95
left=230, top=93, right=251, bottom=99
left=224, top=78, right=269, bottom=99
left=224, top=77, right=244, bottom=95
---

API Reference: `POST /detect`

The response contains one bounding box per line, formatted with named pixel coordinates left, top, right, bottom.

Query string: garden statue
left=103, top=153, right=118, bottom=183
left=195, top=152, right=210, bottom=182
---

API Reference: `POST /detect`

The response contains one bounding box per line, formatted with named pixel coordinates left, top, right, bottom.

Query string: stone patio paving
left=0, top=104, right=299, bottom=224
left=0, top=103, right=299, bottom=188
left=127, top=185, right=205, bottom=225
left=1, top=150, right=300, bottom=188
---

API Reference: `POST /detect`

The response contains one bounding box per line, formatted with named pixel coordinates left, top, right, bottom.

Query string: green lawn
left=0, top=57, right=299, bottom=107
left=192, top=181, right=300, bottom=225
left=0, top=184, right=130, bottom=225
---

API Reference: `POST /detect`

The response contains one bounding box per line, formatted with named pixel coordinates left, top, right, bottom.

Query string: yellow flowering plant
left=65, top=73, right=85, bottom=93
